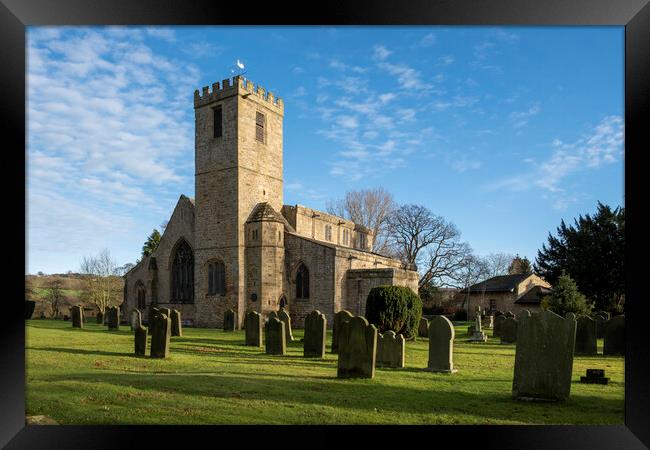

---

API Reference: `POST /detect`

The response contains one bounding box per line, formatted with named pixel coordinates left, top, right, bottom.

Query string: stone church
left=122, top=75, right=419, bottom=328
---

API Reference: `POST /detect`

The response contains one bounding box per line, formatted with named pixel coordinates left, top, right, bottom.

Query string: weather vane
left=231, top=59, right=247, bottom=77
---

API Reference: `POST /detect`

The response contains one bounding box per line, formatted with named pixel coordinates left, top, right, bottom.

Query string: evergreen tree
left=534, top=202, right=624, bottom=312
left=508, top=254, right=533, bottom=275
left=142, top=229, right=161, bottom=258
left=542, top=272, right=592, bottom=317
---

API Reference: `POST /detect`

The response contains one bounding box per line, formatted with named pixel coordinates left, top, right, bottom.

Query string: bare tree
left=326, top=187, right=396, bottom=254
left=79, top=249, right=123, bottom=316
left=455, top=253, right=490, bottom=312
left=386, top=204, right=473, bottom=288
left=484, top=252, right=515, bottom=278
left=43, top=278, right=64, bottom=318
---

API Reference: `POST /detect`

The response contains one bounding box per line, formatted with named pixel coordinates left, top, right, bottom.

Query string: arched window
left=136, top=281, right=146, bottom=309
left=171, top=239, right=194, bottom=303
left=296, top=263, right=310, bottom=299
left=208, top=260, right=226, bottom=296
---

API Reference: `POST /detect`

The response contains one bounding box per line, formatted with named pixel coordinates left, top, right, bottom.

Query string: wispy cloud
left=373, top=45, right=392, bottom=61
left=509, top=103, right=541, bottom=129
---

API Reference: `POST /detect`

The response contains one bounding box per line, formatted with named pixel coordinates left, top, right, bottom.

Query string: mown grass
left=25, top=319, right=624, bottom=425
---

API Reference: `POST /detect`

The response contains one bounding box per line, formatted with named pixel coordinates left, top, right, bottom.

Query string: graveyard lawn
left=25, top=320, right=624, bottom=425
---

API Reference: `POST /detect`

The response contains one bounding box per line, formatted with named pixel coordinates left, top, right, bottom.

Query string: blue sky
left=26, top=26, right=624, bottom=275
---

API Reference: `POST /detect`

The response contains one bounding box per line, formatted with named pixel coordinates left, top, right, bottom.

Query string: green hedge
left=365, top=286, right=422, bottom=339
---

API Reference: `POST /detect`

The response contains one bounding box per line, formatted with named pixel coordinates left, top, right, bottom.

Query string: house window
left=325, top=225, right=332, bottom=241
left=296, top=263, right=310, bottom=299
left=489, top=299, right=497, bottom=312
left=255, top=111, right=265, bottom=143
left=358, top=233, right=367, bottom=249
left=171, top=239, right=194, bottom=303
left=213, top=105, right=222, bottom=138
left=208, top=261, right=226, bottom=296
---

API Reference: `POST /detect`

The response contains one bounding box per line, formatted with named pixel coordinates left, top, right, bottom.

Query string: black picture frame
left=3, top=0, right=649, bottom=448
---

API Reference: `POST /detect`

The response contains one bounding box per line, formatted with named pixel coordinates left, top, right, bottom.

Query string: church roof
left=247, top=202, right=294, bottom=230
left=467, top=274, right=530, bottom=293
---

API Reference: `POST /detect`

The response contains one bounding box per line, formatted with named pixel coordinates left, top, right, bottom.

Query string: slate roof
left=247, top=202, right=295, bottom=231
left=515, top=285, right=552, bottom=304
left=467, top=274, right=530, bottom=293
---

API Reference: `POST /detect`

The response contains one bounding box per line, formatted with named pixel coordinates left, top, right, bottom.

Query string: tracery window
left=171, top=239, right=194, bottom=303
left=208, top=260, right=226, bottom=296
left=136, top=281, right=146, bottom=309
left=296, top=263, right=310, bottom=299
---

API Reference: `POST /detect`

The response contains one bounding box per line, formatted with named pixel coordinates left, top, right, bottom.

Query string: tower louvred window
left=256, top=111, right=265, bottom=142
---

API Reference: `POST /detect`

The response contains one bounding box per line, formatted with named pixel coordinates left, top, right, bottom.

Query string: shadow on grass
left=28, top=347, right=133, bottom=357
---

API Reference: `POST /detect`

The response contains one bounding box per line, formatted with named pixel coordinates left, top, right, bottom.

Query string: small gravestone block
left=426, top=315, right=457, bottom=373
left=332, top=310, right=354, bottom=354
left=130, top=309, right=142, bottom=331
left=244, top=311, right=263, bottom=347
left=150, top=313, right=171, bottom=358
left=107, top=307, right=120, bottom=330
left=376, top=331, right=405, bottom=368
left=223, top=309, right=236, bottom=331
left=278, top=309, right=294, bottom=341
left=96, top=311, right=104, bottom=324
left=580, top=368, right=609, bottom=384
left=304, top=310, right=327, bottom=358
left=603, top=315, right=624, bottom=356
left=575, top=315, right=597, bottom=355
left=135, top=325, right=148, bottom=356
left=500, top=317, right=518, bottom=344
left=512, top=310, right=577, bottom=402
left=337, top=316, right=377, bottom=379
left=418, top=318, right=429, bottom=338
left=494, top=315, right=506, bottom=337
left=71, top=305, right=84, bottom=328
left=171, top=310, right=182, bottom=337
left=265, top=317, right=286, bottom=355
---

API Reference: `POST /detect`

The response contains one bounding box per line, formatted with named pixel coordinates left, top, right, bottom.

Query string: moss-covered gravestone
left=512, top=310, right=577, bottom=402
left=603, top=315, right=624, bottom=356
left=304, top=310, right=327, bottom=358
left=171, top=310, right=182, bottom=337
left=278, top=309, right=294, bottom=341
left=418, top=317, right=429, bottom=338
left=130, top=309, right=142, bottom=331
left=426, top=315, right=457, bottom=373
left=223, top=309, right=236, bottom=332
left=265, top=317, right=286, bottom=355
left=500, top=317, right=518, bottom=344
left=575, top=315, right=597, bottom=355
left=71, top=305, right=84, bottom=328
left=150, top=313, right=171, bottom=359
left=494, top=314, right=506, bottom=337
left=337, top=316, right=377, bottom=379
left=135, top=325, right=148, bottom=356
left=376, top=331, right=405, bottom=368
left=244, top=311, right=263, bottom=347
left=331, top=310, right=354, bottom=354
left=107, top=307, right=120, bottom=330
left=96, top=311, right=103, bottom=324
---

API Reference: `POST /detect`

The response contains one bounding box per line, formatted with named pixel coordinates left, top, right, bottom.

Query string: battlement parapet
left=194, top=75, right=284, bottom=112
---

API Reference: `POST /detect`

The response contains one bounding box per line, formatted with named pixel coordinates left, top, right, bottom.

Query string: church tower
left=193, top=76, right=284, bottom=327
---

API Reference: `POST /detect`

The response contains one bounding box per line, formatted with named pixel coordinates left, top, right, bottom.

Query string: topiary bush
left=365, top=286, right=422, bottom=339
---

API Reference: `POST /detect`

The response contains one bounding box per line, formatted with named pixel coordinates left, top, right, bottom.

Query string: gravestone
left=107, top=307, right=120, bottom=330
left=580, top=368, right=609, bottom=385
left=512, top=310, right=577, bottom=402
left=278, top=309, right=294, bottom=341
left=148, top=306, right=160, bottom=333
left=418, top=317, right=429, bottom=338
left=500, top=317, right=518, bottom=344
left=223, top=309, right=236, bottom=332
left=494, top=310, right=505, bottom=317
left=376, top=331, right=405, bottom=368
left=304, top=310, right=327, bottom=358
left=337, top=316, right=377, bottom=379
left=493, top=314, right=506, bottom=337
left=603, top=315, right=624, bottom=356
left=171, top=310, right=182, bottom=337
left=130, top=309, right=142, bottom=331
left=467, top=306, right=487, bottom=342
left=71, top=305, right=84, bottom=328
left=134, top=325, right=148, bottom=356
left=96, top=311, right=103, bottom=324
left=426, top=315, right=457, bottom=373
left=575, top=315, right=597, bottom=355
left=265, top=316, right=286, bottom=355
left=150, top=313, right=171, bottom=358
left=504, top=311, right=515, bottom=318
left=594, top=313, right=608, bottom=339
left=160, top=308, right=172, bottom=319
left=481, top=315, right=494, bottom=329
left=244, top=311, right=263, bottom=347
left=331, top=310, right=354, bottom=354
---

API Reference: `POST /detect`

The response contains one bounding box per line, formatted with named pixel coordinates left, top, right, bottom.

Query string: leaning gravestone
left=278, top=309, right=294, bottom=341
left=603, top=315, right=625, bottom=356
left=244, top=311, right=263, bottom=347
left=493, top=314, right=506, bottom=337
left=418, top=317, right=429, bottom=338
left=426, top=315, right=457, bottom=373
left=265, top=316, right=286, bottom=355
left=150, top=313, right=171, bottom=358
left=575, top=315, right=597, bottom=355
left=337, top=316, right=377, bottom=379
left=135, top=325, right=148, bottom=356
left=71, top=305, right=84, bottom=328
left=500, top=317, right=518, bottom=344
left=331, top=310, right=354, bottom=354
left=107, top=307, right=120, bottom=330
left=171, top=310, right=182, bottom=337
left=130, top=309, right=142, bottom=331
left=512, top=310, right=577, bottom=402
left=376, top=331, right=405, bottom=368
left=304, top=310, right=327, bottom=358
left=223, top=309, right=236, bottom=332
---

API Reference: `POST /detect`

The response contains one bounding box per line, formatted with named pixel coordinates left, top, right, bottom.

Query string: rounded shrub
left=365, top=286, right=423, bottom=339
